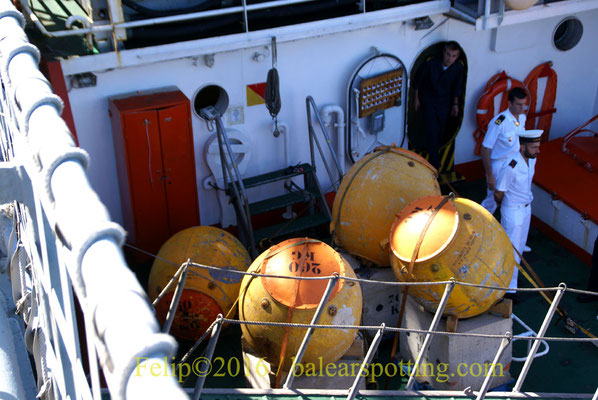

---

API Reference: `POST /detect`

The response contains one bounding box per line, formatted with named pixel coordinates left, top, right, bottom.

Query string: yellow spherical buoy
left=504, top=0, right=537, bottom=10
left=390, top=195, right=514, bottom=318
left=239, top=238, right=362, bottom=372
left=331, top=146, right=440, bottom=266
left=147, top=226, right=251, bottom=341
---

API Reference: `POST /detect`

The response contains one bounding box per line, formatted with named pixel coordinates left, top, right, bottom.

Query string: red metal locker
left=109, top=88, right=200, bottom=255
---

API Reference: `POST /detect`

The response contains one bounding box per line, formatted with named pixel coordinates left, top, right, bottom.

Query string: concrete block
left=242, top=333, right=366, bottom=390
left=342, top=252, right=402, bottom=335
left=399, top=295, right=513, bottom=391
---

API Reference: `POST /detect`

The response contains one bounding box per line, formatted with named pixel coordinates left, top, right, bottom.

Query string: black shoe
left=576, top=293, right=598, bottom=303
left=504, top=293, right=520, bottom=304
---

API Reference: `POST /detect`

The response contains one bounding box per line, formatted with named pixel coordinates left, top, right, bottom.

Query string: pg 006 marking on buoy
left=288, top=251, right=322, bottom=274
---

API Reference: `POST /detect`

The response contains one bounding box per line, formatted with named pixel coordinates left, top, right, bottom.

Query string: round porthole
left=553, top=17, right=583, bottom=51
left=193, top=84, right=229, bottom=120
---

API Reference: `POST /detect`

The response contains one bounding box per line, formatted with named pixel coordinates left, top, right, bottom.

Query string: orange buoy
left=390, top=195, right=514, bottom=318
left=147, top=226, right=251, bottom=341
left=239, top=238, right=362, bottom=371
left=331, top=146, right=440, bottom=266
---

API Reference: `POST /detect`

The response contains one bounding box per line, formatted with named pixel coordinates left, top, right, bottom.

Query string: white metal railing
left=154, top=256, right=598, bottom=400
left=448, top=0, right=598, bottom=30
left=306, top=96, right=344, bottom=191
left=20, top=0, right=329, bottom=43
left=0, top=2, right=187, bottom=399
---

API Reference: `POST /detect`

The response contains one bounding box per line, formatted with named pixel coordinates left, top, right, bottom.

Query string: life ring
left=524, top=62, right=557, bottom=142
left=476, top=71, right=528, bottom=131
left=473, top=71, right=528, bottom=155
left=482, top=72, right=503, bottom=91
left=473, top=128, right=484, bottom=156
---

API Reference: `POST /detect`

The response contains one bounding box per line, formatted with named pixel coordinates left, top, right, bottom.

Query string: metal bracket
left=580, top=214, right=591, bottom=250
left=204, top=54, right=215, bottom=68
left=551, top=198, right=563, bottom=226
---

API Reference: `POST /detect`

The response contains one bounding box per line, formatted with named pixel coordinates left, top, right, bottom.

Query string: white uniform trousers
left=500, top=203, right=532, bottom=293
left=481, top=158, right=508, bottom=214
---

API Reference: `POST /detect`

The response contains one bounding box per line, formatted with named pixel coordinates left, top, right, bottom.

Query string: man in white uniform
left=494, top=129, right=542, bottom=295
left=480, top=87, right=528, bottom=214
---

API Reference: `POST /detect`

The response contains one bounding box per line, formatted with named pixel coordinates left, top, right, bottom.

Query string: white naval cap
left=518, top=129, right=543, bottom=143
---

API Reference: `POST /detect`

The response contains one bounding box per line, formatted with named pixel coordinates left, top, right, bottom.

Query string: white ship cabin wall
left=61, top=8, right=598, bottom=228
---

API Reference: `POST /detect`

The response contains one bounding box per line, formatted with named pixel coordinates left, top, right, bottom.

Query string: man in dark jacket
left=413, top=41, right=464, bottom=170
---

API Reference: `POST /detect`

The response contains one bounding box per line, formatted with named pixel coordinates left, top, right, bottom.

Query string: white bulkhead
left=60, top=9, right=598, bottom=228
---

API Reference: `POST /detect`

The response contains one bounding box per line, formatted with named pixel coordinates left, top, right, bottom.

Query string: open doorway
left=407, top=41, right=468, bottom=181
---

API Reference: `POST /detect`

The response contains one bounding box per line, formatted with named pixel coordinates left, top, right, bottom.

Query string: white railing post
left=475, top=333, right=512, bottom=400
left=405, top=279, right=455, bottom=390
left=162, top=262, right=189, bottom=334
left=192, top=315, right=224, bottom=400
left=283, top=273, right=340, bottom=389
left=513, top=283, right=566, bottom=392
left=346, top=324, right=385, bottom=400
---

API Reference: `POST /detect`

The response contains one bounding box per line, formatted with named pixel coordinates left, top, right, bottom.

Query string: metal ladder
left=202, top=96, right=343, bottom=257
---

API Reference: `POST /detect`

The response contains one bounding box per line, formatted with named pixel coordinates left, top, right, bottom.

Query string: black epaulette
left=495, top=115, right=506, bottom=125
left=509, top=159, right=517, bottom=168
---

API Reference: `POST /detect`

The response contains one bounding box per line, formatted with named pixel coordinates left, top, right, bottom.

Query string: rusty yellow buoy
left=147, top=226, right=251, bottom=341
left=239, top=238, right=362, bottom=371
left=330, top=146, right=440, bottom=266
left=389, top=195, right=514, bottom=318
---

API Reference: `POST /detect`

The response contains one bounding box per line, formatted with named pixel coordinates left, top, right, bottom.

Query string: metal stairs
left=228, top=163, right=332, bottom=256
left=201, top=96, right=342, bottom=258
